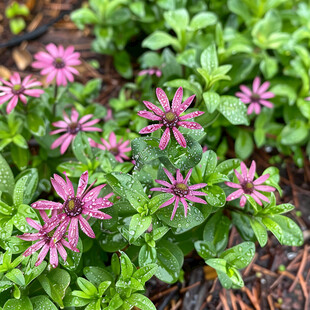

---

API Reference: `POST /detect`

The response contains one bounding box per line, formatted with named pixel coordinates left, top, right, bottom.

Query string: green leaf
left=235, top=130, right=254, bottom=160
left=142, top=31, right=181, bottom=51
left=129, top=214, right=152, bottom=242
left=218, top=96, right=249, bottom=125
left=206, top=258, right=227, bottom=273
left=139, top=245, right=157, bottom=266
left=31, top=296, right=57, bottom=310
left=12, top=134, right=28, bottom=149
left=0, top=153, right=15, bottom=195
left=3, top=297, right=33, bottom=310
left=192, top=150, right=217, bottom=183
left=164, top=9, right=189, bottom=31
left=220, top=242, right=255, bottom=269
left=148, top=194, right=172, bottom=215
left=84, top=266, right=114, bottom=287
left=203, top=212, right=231, bottom=254
left=26, top=113, right=46, bottom=136
left=70, top=8, right=99, bottom=29
left=11, top=144, right=29, bottom=170
left=24, top=261, right=47, bottom=286
left=5, top=269, right=25, bottom=286
left=120, top=251, right=133, bottom=279
left=114, top=51, right=133, bottom=79
left=216, top=158, right=241, bottom=175
left=203, top=91, right=220, bottom=114
left=60, top=238, right=83, bottom=271
left=9, top=18, right=26, bottom=35
left=15, top=169, right=39, bottom=204
left=260, top=203, right=295, bottom=215
left=280, top=120, right=308, bottom=145
left=262, top=167, right=282, bottom=195
left=77, top=277, right=97, bottom=297
left=98, top=281, right=111, bottom=296
left=38, top=269, right=71, bottom=308
left=263, top=215, right=303, bottom=246
left=194, top=241, right=216, bottom=260
left=13, top=175, right=28, bottom=206
left=189, top=12, right=217, bottom=31
left=123, top=293, right=156, bottom=310
left=133, top=264, right=157, bottom=285
left=250, top=218, right=268, bottom=247
left=205, top=185, right=226, bottom=207
left=12, top=204, right=38, bottom=233
left=72, top=131, right=93, bottom=164
left=201, top=44, right=218, bottom=74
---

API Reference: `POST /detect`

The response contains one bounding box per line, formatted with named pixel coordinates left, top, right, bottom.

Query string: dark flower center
left=250, top=93, right=260, bottom=103
left=162, top=111, right=178, bottom=128
left=12, top=84, right=24, bottom=95
left=53, top=57, right=65, bottom=69
left=173, top=182, right=188, bottom=197
left=242, top=182, right=254, bottom=194
left=110, top=147, right=119, bottom=156
left=67, top=122, right=81, bottom=135
left=64, top=197, right=83, bottom=217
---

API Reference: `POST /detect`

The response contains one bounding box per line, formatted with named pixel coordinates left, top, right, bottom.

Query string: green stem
left=53, top=84, right=58, bottom=115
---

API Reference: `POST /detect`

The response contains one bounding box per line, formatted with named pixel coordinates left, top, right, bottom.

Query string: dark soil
left=1, top=1, right=309, bottom=309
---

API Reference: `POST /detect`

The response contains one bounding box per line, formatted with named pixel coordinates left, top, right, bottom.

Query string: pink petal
left=257, top=81, right=270, bottom=94
left=253, top=174, right=270, bottom=185
left=240, top=195, right=247, bottom=207
left=150, top=187, right=172, bottom=193
left=78, top=215, right=95, bottom=238
left=178, top=121, right=202, bottom=129
left=176, top=169, right=183, bottom=183
left=45, top=70, right=57, bottom=84
left=46, top=43, right=58, bottom=57
left=159, top=196, right=176, bottom=209
left=156, top=88, right=170, bottom=112
left=50, top=129, right=67, bottom=135
left=254, top=103, right=261, bottom=114
left=60, top=134, right=74, bottom=154
left=23, top=240, right=45, bottom=257
left=240, top=162, right=248, bottom=179
left=170, top=196, right=180, bottom=220
left=225, top=182, right=242, bottom=189
left=172, top=128, right=186, bottom=148
left=82, top=209, right=112, bottom=220
left=137, top=110, right=162, bottom=121
left=49, top=244, right=59, bottom=268
left=247, top=103, right=255, bottom=114
left=179, top=111, right=204, bottom=120
left=253, top=190, right=270, bottom=202
left=188, top=183, right=207, bottom=190
left=239, top=85, right=252, bottom=96
left=177, top=95, right=195, bottom=114
left=143, top=101, right=164, bottom=116
left=51, top=133, right=70, bottom=149
left=23, top=89, right=44, bottom=97
left=254, top=185, right=275, bottom=192
left=190, top=190, right=207, bottom=196
left=56, top=242, right=67, bottom=261
left=31, top=200, right=63, bottom=210
left=79, top=114, right=93, bottom=124
left=155, top=179, right=172, bottom=188
left=172, top=87, right=183, bottom=112
left=81, top=119, right=100, bottom=127
left=83, top=184, right=105, bottom=202
left=259, top=100, right=273, bottom=108
left=77, top=171, right=88, bottom=197
left=226, top=189, right=244, bottom=201
left=18, top=233, right=42, bottom=241
left=26, top=218, right=42, bottom=230
left=260, top=92, right=274, bottom=99
left=180, top=198, right=188, bottom=217
left=52, top=120, right=68, bottom=128
left=163, top=167, right=175, bottom=183
left=185, top=195, right=207, bottom=204
left=248, top=161, right=256, bottom=181
left=108, top=132, right=117, bottom=148
left=252, top=77, right=261, bottom=93
left=68, top=217, right=79, bottom=247
left=6, top=96, right=18, bottom=113
left=139, top=124, right=163, bottom=134
left=184, top=169, right=192, bottom=184
left=159, top=128, right=170, bottom=150
left=53, top=218, right=70, bottom=242
left=35, top=244, right=50, bottom=266
left=0, top=94, right=14, bottom=104
left=234, top=169, right=244, bottom=184
left=71, top=108, right=79, bottom=123
left=250, top=193, right=263, bottom=205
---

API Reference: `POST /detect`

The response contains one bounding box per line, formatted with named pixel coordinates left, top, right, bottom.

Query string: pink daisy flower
left=18, top=211, right=78, bottom=268
left=138, top=68, right=162, bottom=77
left=0, top=73, right=44, bottom=114
left=225, top=161, right=276, bottom=207
left=151, top=168, right=207, bottom=220
left=50, top=108, right=102, bottom=154
left=89, top=132, right=131, bottom=163
left=236, top=77, right=275, bottom=115
left=32, top=43, right=81, bottom=86
left=31, top=171, right=113, bottom=248
left=138, top=87, right=204, bottom=150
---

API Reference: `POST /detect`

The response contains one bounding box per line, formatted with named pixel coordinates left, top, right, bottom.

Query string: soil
left=0, top=1, right=309, bottom=309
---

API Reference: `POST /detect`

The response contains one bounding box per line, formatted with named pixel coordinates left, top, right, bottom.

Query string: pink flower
left=32, top=43, right=81, bottom=86
left=18, top=211, right=78, bottom=268
left=138, top=87, right=204, bottom=150
left=225, top=161, right=276, bottom=207
left=89, top=132, right=131, bottom=162
left=31, top=171, right=113, bottom=247
left=138, top=68, right=162, bottom=77
left=50, top=108, right=102, bottom=154
left=151, top=168, right=207, bottom=220
left=236, top=77, right=275, bottom=115
left=0, top=73, right=44, bottom=113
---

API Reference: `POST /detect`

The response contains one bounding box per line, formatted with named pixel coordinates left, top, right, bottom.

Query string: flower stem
left=53, top=84, right=58, bottom=115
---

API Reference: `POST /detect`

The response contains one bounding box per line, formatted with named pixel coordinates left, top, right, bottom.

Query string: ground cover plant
left=0, top=0, right=308, bottom=309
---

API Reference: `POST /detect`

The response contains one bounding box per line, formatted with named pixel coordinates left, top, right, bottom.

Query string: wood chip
left=13, top=47, right=32, bottom=70
left=0, top=66, right=11, bottom=79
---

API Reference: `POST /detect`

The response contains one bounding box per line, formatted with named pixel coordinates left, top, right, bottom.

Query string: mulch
left=0, top=1, right=309, bottom=309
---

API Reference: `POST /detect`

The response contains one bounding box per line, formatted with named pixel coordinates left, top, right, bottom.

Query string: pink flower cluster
left=0, top=73, right=43, bottom=113
left=18, top=171, right=113, bottom=268
left=225, top=161, right=275, bottom=207
left=236, top=77, right=275, bottom=115
left=151, top=168, right=207, bottom=220
left=138, top=87, right=204, bottom=150
left=89, top=132, right=131, bottom=162
left=50, top=108, right=101, bottom=154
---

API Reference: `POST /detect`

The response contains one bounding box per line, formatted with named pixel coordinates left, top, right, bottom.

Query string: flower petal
left=156, top=88, right=170, bottom=112
left=139, top=124, right=163, bottom=134
left=172, top=87, right=183, bottom=112
left=172, top=128, right=186, bottom=148
left=78, top=215, right=95, bottom=238
left=159, top=128, right=170, bottom=150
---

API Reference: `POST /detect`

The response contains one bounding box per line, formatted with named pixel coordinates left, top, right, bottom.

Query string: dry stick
left=267, top=295, right=275, bottom=310
left=236, top=294, right=254, bottom=310
left=252, top=264, right=277, bottom=277
left=219, top=291, right=230, bottom=310
left=242, top=287, right=261, bottom=310
left=228, top=226, right=237, bottom=248
left=179, top=281, right=201, bottom=293
left=150, top=286, right=178, bottom=302
left=303, top=154, right=310, bottom=183
left=200, top=279, right=218, bottom=310
left=229, top=291, right=238, bottom=310
left=298, top=274, right=309, bottom=310
left=280, top=177, right=310, bottom=195
left=243, top=253, right=258, bottom=277
left=170, top=299, right=182, bottom=310
left=289, top=245, right=309, bottom=292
